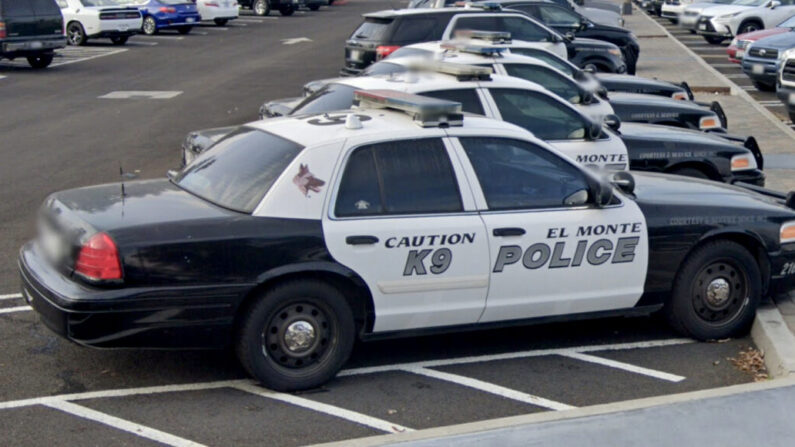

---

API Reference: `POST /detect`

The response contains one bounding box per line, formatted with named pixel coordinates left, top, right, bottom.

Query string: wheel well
left=233, top=271, right=374, bottom=337
left=665, top=161, right=721, bottom=181
left=684, top=232, right=771, bottom=295
left=739, top=18, right=763, bottom=30
left=581, top=58, right=611, bottom=72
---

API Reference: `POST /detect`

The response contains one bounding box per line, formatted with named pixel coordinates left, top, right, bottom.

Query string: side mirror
left=579, top=17, right=590, bottom=31
left=587, top=121, right=602, bottom=140
left=771, top=0, right=781, bottom=8
left=594, top=178, right=615, bottom=207
left=611, top=170, right=636, bottom=195
left=564, top=31, right=576, bottom=41
left=603, top=114, right=621, bottom=131
left=582, top=65, right=596, bottom=74
left=580, top=90, right=594, bottom=105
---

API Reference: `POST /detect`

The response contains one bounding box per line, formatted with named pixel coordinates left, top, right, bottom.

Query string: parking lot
left=0, top=1, right=781, bottom=445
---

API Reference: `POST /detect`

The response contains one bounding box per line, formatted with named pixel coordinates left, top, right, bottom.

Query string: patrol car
left=20, top=91, right=795, bottom=391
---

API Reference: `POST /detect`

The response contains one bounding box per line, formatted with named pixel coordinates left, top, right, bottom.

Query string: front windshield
left=509, top=48, right=576, bottom=76
left=778, top=15, right=795, bottom=28
left=81, top=0, right=130, bottom=5
left=176, top=128, right=303, bottom=213
left=731, top=0, right=767, bottom=6
left=291, top=84, right=356, bottom=115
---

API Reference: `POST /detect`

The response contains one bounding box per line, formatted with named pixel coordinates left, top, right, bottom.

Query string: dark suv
left=0, top=0, right=65, bottom=68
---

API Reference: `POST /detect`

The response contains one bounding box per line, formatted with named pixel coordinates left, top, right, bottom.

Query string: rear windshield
left=291, top=83, right=356, bottom=115
left=350, top=18, right=393, bottom=41
left=176, top=128, right=303, bottom=213
left=391, top=17, right=440, bottom=44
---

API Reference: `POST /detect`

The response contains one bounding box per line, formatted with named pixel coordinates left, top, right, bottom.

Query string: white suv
left=57, top=0, right=142, bottom=46
left=196, top=0, right=239, bottom=26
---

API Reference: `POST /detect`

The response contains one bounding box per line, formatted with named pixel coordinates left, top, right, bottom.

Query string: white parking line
left=99, top=91, right=182, bottom=99
left=139, top=35, right=185, bottom=40
left=402, top=367, right=575, bottom=411
left=559, top=352, right=685, bottom=382
left=0, top=293, right=22, bottom=300
left=52, top=48, right=127, bottom=67
left=192, top=31, right=209, bottom=35
left=0, top=75, right=6, bottom=80
left=0, top=306, right=31, bottom=314
left=126, top=41, right=159, bottom=46
left=233, top=382, right=413, bottom=433
left=44, top=400, right=206, bottom=447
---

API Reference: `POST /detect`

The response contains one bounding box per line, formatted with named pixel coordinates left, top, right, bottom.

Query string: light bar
left=441, top=41, right=507, bottom=56
left=406, top=60, right=492, bottom=81
left=354, top=89, right=464, bottom=128
left=453, top=29, right=512, bottom=44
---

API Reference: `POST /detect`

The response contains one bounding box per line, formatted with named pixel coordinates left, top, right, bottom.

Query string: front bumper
left=770, top=244, right=795, bottom=296
left=19, top=241, right=246, bottom=349
left=2, top=37, right=66, bottom=54
left=696, top=18, right=733, bottom=38
left=741, top=57, right=779, bottom=84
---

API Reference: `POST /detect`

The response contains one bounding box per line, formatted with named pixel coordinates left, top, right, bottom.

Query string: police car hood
left=618, top=122, right=733, bottom=144
left=735, top=26, right=789, bottom=41
left=608, top=92, right=707, bottom=110
left=748, top=31, right=795, bottom=50
left=572, top=37, right=618, bottom=49
left=596, top=73, right=682, bottom=91
left=631, top=172, right=789, bottom=212
left=700, top=4, right=752, bottom=17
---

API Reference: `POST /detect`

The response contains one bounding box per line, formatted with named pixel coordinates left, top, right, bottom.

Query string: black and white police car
left=20, top=91, right=795, bottom=391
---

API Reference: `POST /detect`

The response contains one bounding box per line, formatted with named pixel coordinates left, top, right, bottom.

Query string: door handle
left=346, top=235, right=379, bottom=245
left=493, top=227, right=526, bottom=237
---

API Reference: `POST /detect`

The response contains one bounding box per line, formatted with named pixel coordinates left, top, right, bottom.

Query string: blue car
left=741, top=29, right=795, bottom=92
left=133, top=0, right=202, bottom=35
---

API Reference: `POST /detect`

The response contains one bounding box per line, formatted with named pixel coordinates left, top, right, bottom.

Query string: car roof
left=395, top=41, right=562, bottom=70
left=331, top=70, right=549, bottom=94
left=245, top=107, right=536, bottom=149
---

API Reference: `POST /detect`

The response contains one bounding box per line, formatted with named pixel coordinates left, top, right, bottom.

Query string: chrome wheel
left=142, top=17, right=157, bottom=35
left=67, top=23, right=85, bottom=46
left=254, top=0, right=269, bottom=15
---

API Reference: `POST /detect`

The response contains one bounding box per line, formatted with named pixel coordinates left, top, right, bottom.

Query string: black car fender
left=693, top=227, right=772, bottom=292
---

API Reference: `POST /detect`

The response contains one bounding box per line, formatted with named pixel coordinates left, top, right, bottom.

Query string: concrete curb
left=638, top=8, right=795, bottom=141
left=751, top=303, right=795, bottom=378
left=306, top=377, right=795, bottom=447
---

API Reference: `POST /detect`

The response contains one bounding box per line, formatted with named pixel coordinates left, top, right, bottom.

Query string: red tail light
left=0, top=22, right=6, bottom=39
left=159, top=6, right=177, bottom=13
left=376, top=45, right=400, bottom=60
left=75, top=233, right=122, bottom=281
left=205, top=1, right=220, bottom=6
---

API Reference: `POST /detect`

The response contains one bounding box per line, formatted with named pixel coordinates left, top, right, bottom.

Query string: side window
left=32, top=0, right=62, bottom=13
left=459, top=137, right=591, bottom=210
left=335, top=139, right=463, bottom=217
left=2, top=0, right=36, bottom=15
left=537, top=5, right=581, bottom=27
left=502, top=64, right=581, bottom=103
left=451, top=16, right=502, bottom=34
left=501, top=17, right=552, bottom=42
left=392, top=17, right=439, bottom=44
left=420, top=89, right=485, bottom=115
left=489, top=88, right=587, bottom=140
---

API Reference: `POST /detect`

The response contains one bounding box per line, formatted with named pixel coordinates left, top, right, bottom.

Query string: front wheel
left=279, top=5, right=295, bottom=15
left=110, top=35, right=128, bottom=45
left=235, top=280, right=355, bottom=391
left=667, top=240, right=761, bottom=340
left=142, top=16, right=158, bottom=35
left=177, top=26, right=192, bottom=35
left=27, top=53, right=54, bottom=69
left=254, top=0, right=270, bottom=15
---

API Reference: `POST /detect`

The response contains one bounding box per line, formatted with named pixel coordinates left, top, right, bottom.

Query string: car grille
left=782, top=59, right=795, bottom=82
left=748, top=47, right=778, bottom=59
left=99, top=12, right=140, bottom=20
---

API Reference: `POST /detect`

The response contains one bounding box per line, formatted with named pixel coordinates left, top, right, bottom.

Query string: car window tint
left=490, top=88, right=586, bottom=140
left=176, top=129, right=303, bottom=213
left=392, top=17, right=438, bottom=44
left=31, top=0, right=62, bottom=13
left=420, top=89, right=485, bottom=115
left=451, top=16, right=504, bottom=35
left=362, top=61, right=408, bottom=76
left=350, top=18, right=393, bottom=41
left=460, top=137, right=590, bottom=210
left=510, top=48, right=575, bottom=76
left=291, top=83, right=356, bottom=115
left=501, top=17, right=551, bottom=41
left=2, top=0, right=35, bottom=15
left=335, top=139, right=462, bottom=217
left=503, top=64, right=581, bottom=103
left=537, top=5, right=581, bottom=26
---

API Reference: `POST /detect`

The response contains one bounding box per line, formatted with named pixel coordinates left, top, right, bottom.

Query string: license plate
left=752, top=64, right=764, bottom=74
left=789, top=92, right=795, bottom=105
left=736, top=49, right=744, bottom=58
left=349, top=49, right=362, bottom=61
left=30, top=41, right=43, bottom=49
left=186, top=17, right=195, bottom=23
left=699, top=23, right=707, bottom=30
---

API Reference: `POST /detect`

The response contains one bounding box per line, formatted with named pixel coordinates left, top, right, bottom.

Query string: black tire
left=26, top=53, right=54, bottom=69
left=308, top=4, right=320, bottom=10
left=177, top=26, right=192, bottom=35
left=235, top=280, right=355, bottom=391
left=110, top=35, right=128, bottom=45
left=704, top=36, right=725, bottom=45
left=279, top=5, right=295, bottom=15
left=738, top=21, right=762, bottom=35
left=253, top=0, right=270, bottom=15
left=66, top=22, right=86, bottom=46
left=789, top=110, right=795, bottom=123
left=666, top=240, right=761, bottom=340
left=214, top=18, right=228, bottom=26
left=752, top=80, right=776, bottom=92
left=142, top=16, right=158, bottom=35
left=670, top=167, right=711, bottom=180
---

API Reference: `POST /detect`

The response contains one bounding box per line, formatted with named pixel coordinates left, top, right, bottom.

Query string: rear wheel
left=667, top=241, right=760, bottom=340
left=704, top=36, right=725, bottom=45
left=214, top=18, right=228, bottom=26
left=177, top=26, right=192, bottom=35
left=142, top=16, right=158, bottom=35
left=279, top=5, right=295, bottom=15
left=235, top=280, right=355, bottom=391
left=26, top=53, right=54, bottom=69
left=254, top=0, right=270, bottom=15
left=66, top=22, right=86, bottom=46
left=110, top=35, right=128, bottom=45
left=752, top=80, right=776, bottom=92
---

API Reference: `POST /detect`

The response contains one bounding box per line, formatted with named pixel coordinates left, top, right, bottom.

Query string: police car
left=20, top=91, right=795, bottom=391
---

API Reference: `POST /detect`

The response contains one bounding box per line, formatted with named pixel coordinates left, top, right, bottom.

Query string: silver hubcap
left=69, top=28, right=81, bottom=44
left=144, top=19, right=155, bottom=34
left=283, top=320, right=316, bottom=353
left=705, top=278, right=730, bottom=307
left=256, top=1, right=266, bottom=14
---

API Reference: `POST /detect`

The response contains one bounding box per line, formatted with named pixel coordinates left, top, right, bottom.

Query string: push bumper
left=18, top=241, right=248, bottom=349
left=770, top=245, right=795, bottom=296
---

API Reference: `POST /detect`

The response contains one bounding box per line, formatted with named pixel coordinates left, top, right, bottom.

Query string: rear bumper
left=18, top=241, right=249, bottom=349
left=1, top=37, right=66, bottom=54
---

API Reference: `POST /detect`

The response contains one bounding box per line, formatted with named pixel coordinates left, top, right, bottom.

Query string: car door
left=443, top=14, right=567, bottom=58
left=449, top=136, right=649, bottom=323
left=515, top=3, right=584, bottom=36
left=322, top=135, right=491, bottom=333
left=482, top=87, right=628, bottom=170
left=765, top=4, right=795, bottom=28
